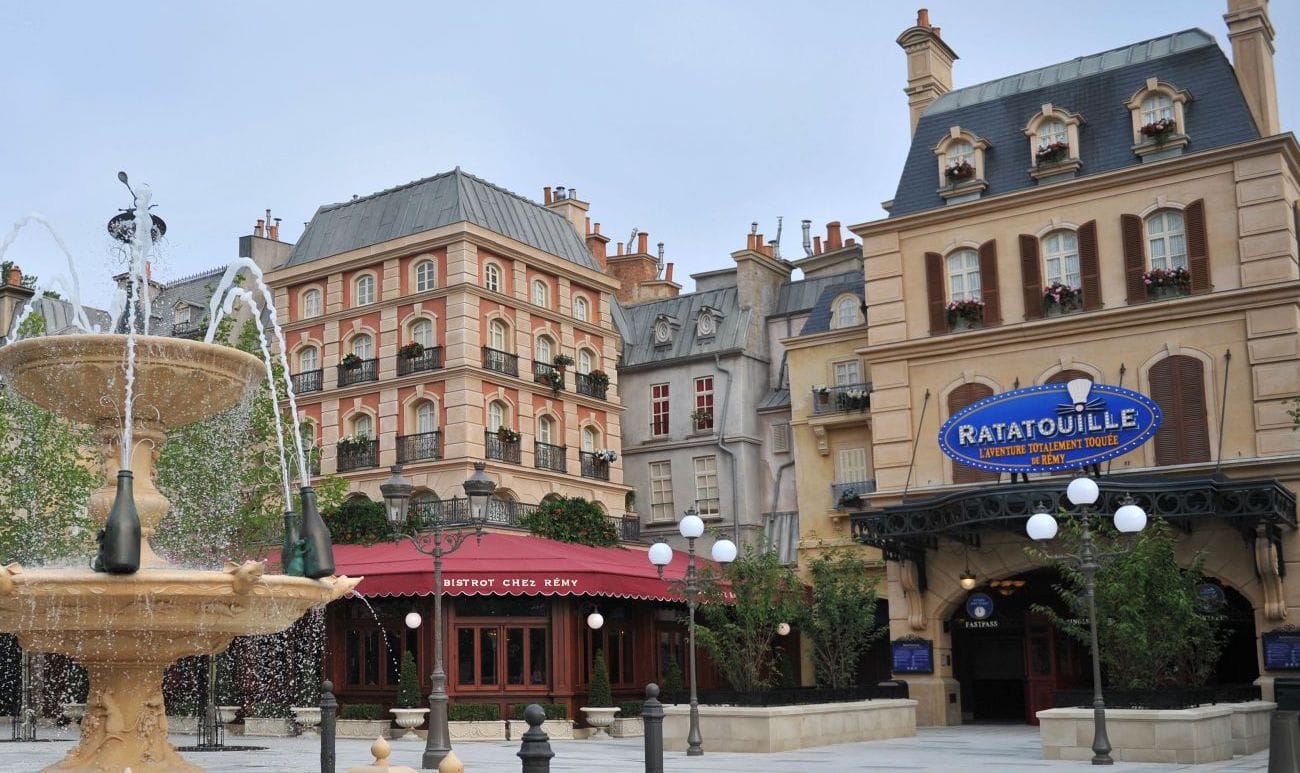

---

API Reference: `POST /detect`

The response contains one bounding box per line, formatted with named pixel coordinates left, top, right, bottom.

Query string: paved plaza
left=0, top=725, right=1273, bottom=772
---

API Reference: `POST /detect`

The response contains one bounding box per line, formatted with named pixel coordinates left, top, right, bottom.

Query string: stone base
left=1037, top=705, right=1236, bottom=764
left=166, top=716, right=199, bottom=734
left=610, top=716, right=643, bottom=738
left=662, top=699, right=916, bottom=753
left=447, top=720, right=508, bottom=741
left=243, top=717, right=295, bottom=737
left=1223, top=701, right=1276, bottom=755
left=334, top=719, right=391, bottom=739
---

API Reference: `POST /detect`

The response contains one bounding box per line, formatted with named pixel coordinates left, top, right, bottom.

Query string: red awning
left=330, top=532, right=717, bottom=602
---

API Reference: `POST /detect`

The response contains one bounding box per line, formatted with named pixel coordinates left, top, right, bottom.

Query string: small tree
left=397, top=651, right=422, bottom=708
left=804, top=550, right=886, bottom=688
left=662, top=654, right=684, bottom=695
left=520, top=496, right=618, bottom=547
left=324, top=497, right=391, bottom=545
left=694, top=542, right=804, bottom=692
left=587, top=649, right=613, bottom=707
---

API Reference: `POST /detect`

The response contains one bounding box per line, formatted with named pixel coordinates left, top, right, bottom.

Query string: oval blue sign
left=966, top=593, right=994, bottom=620
left=938, top=380, right=1162, bottom=474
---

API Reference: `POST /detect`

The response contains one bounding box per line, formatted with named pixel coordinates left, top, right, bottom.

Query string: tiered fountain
left=0, top=179, right=357, bottom=772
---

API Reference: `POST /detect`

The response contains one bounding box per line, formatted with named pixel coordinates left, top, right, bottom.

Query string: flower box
left=1140, top=117, right=1176, bottom=142
left=1143, top=266, right=1191, bottom=298
left=587, top=370, right=610, bottom=388
left=496, top=426, right=521, bottom=443
left=593, top=449, right=618, bottom=463
left=1035, top=142, right=1069, bottom=164
left=1043, top=282, right=1083, bottom=316
left=340, top=353, right=363, bottom=369
left=944, top=160, right=975, bottom=182
left=552, top=354, right=574, bottom=367
left=945, top=298, right=984, bottom=330
left=398, top=342, right=425, bottom=360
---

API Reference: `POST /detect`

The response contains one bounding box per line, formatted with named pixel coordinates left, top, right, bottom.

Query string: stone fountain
left=0, top=333, right=359, bottom=772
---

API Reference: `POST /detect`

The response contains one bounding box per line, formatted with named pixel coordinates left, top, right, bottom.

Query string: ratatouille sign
left=938, top=379, right=1162, bottom=474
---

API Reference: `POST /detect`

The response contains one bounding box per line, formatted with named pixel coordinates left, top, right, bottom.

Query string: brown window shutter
left=1078, top=220, right=1102, bottom=310
left=978, top=240, right=1001, bottom=325
left=1019, top=235, right=1043, bottom=320
left=1122, top=214, right=1146, bottom=303
left=925, top=251, right=947, bottom=334
left=1151, top=355, right=1211, bottom=465
left=1046, top=369, right=1092, bottom=385
left=1185, top=199, right=1210, bottom=294
left=949, top=383, right=999, bottom=484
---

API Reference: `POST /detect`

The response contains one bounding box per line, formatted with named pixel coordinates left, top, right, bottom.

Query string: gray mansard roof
left=889, top=29, right=1259, bottom=217
left=619, top=287, right=748, bottom=368
left=286, top=168, right=599, bottom=271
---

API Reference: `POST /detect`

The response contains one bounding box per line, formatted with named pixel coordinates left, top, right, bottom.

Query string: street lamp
left=1025, top=476, right=1146, bottom=766
left=381, top=462, right=494, bottom=771
left=647, top=507, right=737, bottom=756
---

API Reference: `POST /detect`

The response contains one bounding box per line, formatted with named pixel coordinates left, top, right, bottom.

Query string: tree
left=803, top=550, right=887, bottom=689
left=586, top=649, right=613, bottom=707
left=397, top=651, right=421, bottom=708
left=521, top=496, right=618, bottom=547
left=694, top=542, right=804, bottom=692
left=1032, top=518, right=1224, bottom=690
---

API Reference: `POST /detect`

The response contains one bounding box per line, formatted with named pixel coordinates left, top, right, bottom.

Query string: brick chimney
left=1225, top=0, right=1281, bottom=136
left=586, top=220, right=610, bottom=269
left=605, top=229, right=669, bottom=303
left=544, top=184, right=590, bottom=236
left=897, top=8, right=959, bottom=135
left=826, top=222, right=843, bottom=251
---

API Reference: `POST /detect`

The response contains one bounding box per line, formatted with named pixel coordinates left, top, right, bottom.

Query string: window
left=581, top=426, right=598, bottom=453
left=1042, top=230, right=1080, bottom=288
left=302, top=288, right=322, bottom=318
left=947, top=249, right=981, bottom=301
left=537, top=415, right=556, bottom=445
left=1036, top=118, right=1067, bottom=149
left=1145, top=210, right=1187, bottom=271
left=1149, top=355, right=1210, bottom=466
left=696, top=310, right=716, bottom=338
left=578, top=348, right=594, bottom=374
left=945, top=139, right=974, bottom=169
left=1126, top=78, right=1190, bottom=157
left=415, top=260, right=436, bottom=292
left=532, top=279, right=549, bottom=307
left=488, top=400, right=507, bottom=431
left=1141, top=93, right=1173, bottom=126
left=415, top=401, right=438, bottom=434
left=410, top=318, right=434, bottom=348
left=351, top=413, right=373, bottom=439
left=350, top=334, right=373, bottom=359
left=488, top=319, right=509, bottom=351
left=535, top=335, right=553, bottom=364
left=456, top=623, right=550, bottom=689
left=832, top=295, right=861, bottom=329
left=484, top=263, right=502, bottom=293
left=573, top=296, right=590, bottom=322
left=298, top=346, right=319, bottom=372
left=653, top=318, right=672, bottom=345
left=833, top=360, right=861, bottom=387
left=771, top=422, right=790, bottom=453
left=693, top=456, right=719, bottom=515
left=649, top=461, right=673, bottom=522
left=1024, top=105, right=1084, bottom=177
left=837, top=447, right=869, bottom=485
left=585, top=623, right=635, bottom=687
left=934, top=127, right=990, bottom=199
left=651, top=383, right=670, bottom=436
left=174, top=304, right=191, bottom=324
left=355, top=274, right=376, bottom=306
left=693, top=376, right=714, bottom=431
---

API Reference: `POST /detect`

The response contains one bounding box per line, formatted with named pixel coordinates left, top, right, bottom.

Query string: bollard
left=517, top=703, right=554, bottom=773
left=321, top=679, right=338, bottom=773
left=643, top=683, right=664, bottom=773
left=1269, top=710, right=1300, bottom=773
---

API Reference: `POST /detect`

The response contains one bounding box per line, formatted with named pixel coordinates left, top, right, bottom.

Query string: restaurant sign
left=938, top=379, right=1162, bottom=474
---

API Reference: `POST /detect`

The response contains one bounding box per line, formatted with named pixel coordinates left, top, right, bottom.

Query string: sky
left=3, top=1, right=1297, bottom=311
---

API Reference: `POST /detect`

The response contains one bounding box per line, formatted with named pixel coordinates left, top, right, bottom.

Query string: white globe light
left=711, top=539, right=738, bottom=564
left=776, top=622, right=791, bottom=637
left=1026, top=511, right=1059, bottom=541
left=405, top=612, right=423, bottom=630
left=1113, top=502, right=1148, bottom=534
left=587, top=612, right=605, bottom=630
left=679, top=514, right=705, bottom=539
left=648, top=542, right=673, bottom=567
left=1066, top=476, right=1100, bottom=506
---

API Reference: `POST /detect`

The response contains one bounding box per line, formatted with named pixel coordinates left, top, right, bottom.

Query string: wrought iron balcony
left=533, top=361, right=564, bottom=392
left=397, top=346, right=444, bottom=376
left=485, top=430, right=521, bottom=464
left=579, top=451, right=611, bottom=481
left=291, top=369, right=323, bottom=395
left=409, top=497, right=642, bottom=542
left=170, top=321, right=205, bottom=340
left=482, top=347, right=519, bottom=377
left=575, top=372, right=609, bottom=400
left=396, top=430, right=442, bottom=463
left=534, top=441, right=567, bottom=473
left=336, top=438, right=379, bottom=472
left=811, top=382, right=873, bottom=416
left=831, top=480, right=877, bottom=510
left=337, top=358, right=379, bottom=387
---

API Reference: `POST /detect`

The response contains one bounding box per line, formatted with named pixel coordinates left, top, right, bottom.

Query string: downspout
left=714, top=352, right=740, bottom=544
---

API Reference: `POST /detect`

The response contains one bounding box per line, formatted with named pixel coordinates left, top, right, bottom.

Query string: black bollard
left=517, top=703, right=554, bottom=773
left=1268, top=710, right=1300, bottom=773
left=320, top=679, right=337, bottom=773
left=643, top=683, right=664, bottom=773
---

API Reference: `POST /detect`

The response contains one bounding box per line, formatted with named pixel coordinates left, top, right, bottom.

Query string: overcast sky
left=4, top=1, right=1297, bottom=311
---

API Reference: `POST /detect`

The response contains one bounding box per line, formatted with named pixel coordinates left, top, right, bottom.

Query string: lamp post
left=1025, top=476, right=1147, bottom=766
left=381, top=462, right=496, bottom=771
left=646, top=508, right=737, bottom=756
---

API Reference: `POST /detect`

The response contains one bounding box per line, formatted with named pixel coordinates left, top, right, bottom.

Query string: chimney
left=813, top=236, right=823, bottom=254
left=255, top=219, right=265, bottom=238
left=7, top=265, right=22, bottom=286
left=545, top=184, right=589, bottom=234
left=1225, top=0, right=1281, bottom=136
left=270, top=218, right=281, bottom=241
left=544, top=186, right=553, bottom=205
left=665, top=263, right=674, bottom=282
left=586, top=221, right=610, bottom=268
left=897, top=8, right=959, bottom=135
left=826, top=222, right=843, bottom=251
left=637, top=232, right=649, bottom=255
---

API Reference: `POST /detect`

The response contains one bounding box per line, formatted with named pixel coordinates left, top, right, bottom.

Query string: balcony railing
left=831, top=480, right=876, bottom=510
left=579, top=451, right=611, bottom=481
left=485, top=430, right=521, bottom=464
left=171, top=321, right=206, bottom=340
left=291, top=369, right=323, bottom=395
left=336, top=438, right=379, bottom=472
left=533, top=361, right=564, bottom=392
left=534, top=441, right=567, bottom=473
left=482, top=347, right=519, bottom=377
left=811, top=382, right=872, bottom=416
left=409, top=497, right=641, bottom=541
left=397, top=346, right=444, bottom=376
left=575, top=373, right=608, bottom=400
left=396, top=431, right=442, bottom=463
left=337, top=358, right=379, bottom=387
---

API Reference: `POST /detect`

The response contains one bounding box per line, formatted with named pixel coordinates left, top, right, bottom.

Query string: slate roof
left=620, top=288, right=749, bottom=368
left=757, top=388, right=791, bottom=411
left=286, top=168, right=598, bottom=271
left=799, top=279, right=866, bottom=336
left=16, top=295, right=112, bottom=337
left=773, top=270, right=863, bottom=316
left=153, top=267, right=225, bottom=330
left=890, top=29, right=1259, bottom=217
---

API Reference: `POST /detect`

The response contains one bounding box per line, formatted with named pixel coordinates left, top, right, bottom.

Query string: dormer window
left=1126, top=77, right=1190, bottom=159
left=653, top=316, right=674, bottom=346
left=1024, top=104, right=1084, bottom=181
left=831, top=294, right=863, bottom=329
left=934, top=127, right=990, bottom=203
left=696, top=308, right=717, bottom=338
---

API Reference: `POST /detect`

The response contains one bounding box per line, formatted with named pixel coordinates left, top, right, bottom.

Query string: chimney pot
left=845, top=237, right=857, bottom=246
left=617, top=242, right=624, bottom=256
left=594, top=222, right=601, bottom=235
left=544, top=187, right=553, bottom=205
left=826, top=222, right=843, bottom=251
left=584, top=216, right=591, bottom=235
left=255, top=219, right=265, bottom=237
left=7, top=266, right=22, bottom=286
left=569, top=188, right=577, bottom=200
left=665, top=263, right=674, bottom=281
left=813, top=236, right=823, bottom=254
left=637, top=232, right=649, bottom=254
left=917, top=8, right=930, bottom=27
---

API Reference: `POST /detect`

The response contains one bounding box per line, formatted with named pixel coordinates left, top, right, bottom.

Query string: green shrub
left=339, top=703, right=385, bottom=720
left=512, top=703, right=566, bottom=720
left=520, top=496, right=618, bottom=547
left=324, top=497, right=394, bottom=545
left=397, top=651, right=422, bottom=708
left=448, top=703, right=500, bottom=722
left=663, top=655, right=684, bottom=695
left=617, top=701, right=643, bottom=717
left=587, top=649, right=613, bottom=706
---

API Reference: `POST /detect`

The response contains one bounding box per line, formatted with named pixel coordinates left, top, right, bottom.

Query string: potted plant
left=593, top=449, right=618, bottom=463
left=1043, top=282, right=1083, bottom=315
left=580, top=649, right=618, bottom=739
left=398, top=341, right=425, bottom=360
left=945, top=298, right=984, bottom=330
left=944, top=160, right=975, bottom=183
left=496, top=425, right=520, bottom=444
left=544, top=369, right=564, bottom=395
left=1035, top=141, right=1069, bottom=165
left=587, top=369, right=610, bottom=389
left=291, top=654, right=322, bottom=735
left=340, top=352, right=363, bottom=369
left=690, top=408, right=713, bottom=429
left=552, top=353, right=575, bottom=369
left=814, top=385, right=830, bottom=405
left=1143, top=266, right=1191, bottom=299
left=837, top=489, right=862, bottom=510
left=389, top=651, right=428, bottom=740
left=61, top=661, right=89, bottom=723
left=213, top=653, right=240, bottom=725
left=1140, top=116, right=1176, bottom=143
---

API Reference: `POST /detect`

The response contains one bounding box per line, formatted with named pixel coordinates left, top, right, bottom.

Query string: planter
left=610, top=715, right=643, bottom=738
left=216, top=705, right=241, bottom=724
left=1148, top=285, right=1188, bottom=301
left=167, top=715, right=200, bottom=733
left=661, top=699, right=915, bottom=753
left=335, top=718, right=392, bottom=739
left=389, top=707, right=429, bottom=740
left=949, top=315, right=979, bottom=331
left=514, top=718, right=574, bottom=740
left=293, top=706, right=322, bottom=735
left=61, top=703, right=86, bottom=722
left=448, top=719, right=509, bottom=741
left=1037, top=705, right=1236, bottom=764
left=243, top=716, right=295, bottom=737
left=1045, top=301, right=1082, bottom=317
left=580, top=706, right=619, bottom=740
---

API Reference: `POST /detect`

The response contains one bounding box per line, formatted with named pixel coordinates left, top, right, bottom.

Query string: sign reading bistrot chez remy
left=938, top=379, right=1162, bottom=474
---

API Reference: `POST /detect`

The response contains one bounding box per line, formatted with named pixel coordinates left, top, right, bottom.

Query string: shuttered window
left=1078, top=221, right=1102, bottom=310
left=1046, top=369, right=1092, bottom=385
left=948, top=383, right=998, bottom=484
left=1149, top=356, right=1211, bottom=466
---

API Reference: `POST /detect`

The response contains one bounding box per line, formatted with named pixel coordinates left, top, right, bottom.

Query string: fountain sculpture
left=0, top=178, right=358, bottom=772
